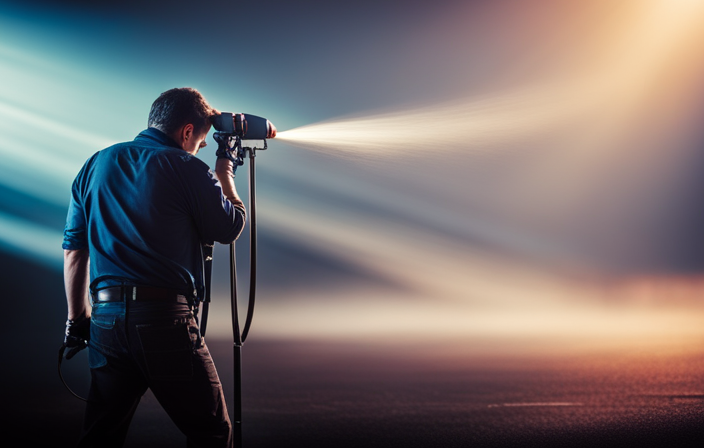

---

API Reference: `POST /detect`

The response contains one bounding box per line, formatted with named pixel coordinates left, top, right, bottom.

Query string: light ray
left=0, top=211, right=63, bottom=268
left=277, top=0, right=704, bottom=166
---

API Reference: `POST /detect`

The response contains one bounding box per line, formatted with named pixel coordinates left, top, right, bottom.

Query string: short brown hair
left=148, top=87, right=214, bottom=135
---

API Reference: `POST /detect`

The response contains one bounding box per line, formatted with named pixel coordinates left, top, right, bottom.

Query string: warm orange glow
left=235, top=0, right=704, bottom=356
left=277, top=0, right=704, bottom=166
left=222, top=0, right=704, bottom=356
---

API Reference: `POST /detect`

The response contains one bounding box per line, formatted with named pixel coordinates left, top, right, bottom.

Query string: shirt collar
left=135, top=127, right=182, bottom=150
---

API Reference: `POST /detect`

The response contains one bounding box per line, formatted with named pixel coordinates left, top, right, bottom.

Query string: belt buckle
left=122, top=285, right=137, bottom=301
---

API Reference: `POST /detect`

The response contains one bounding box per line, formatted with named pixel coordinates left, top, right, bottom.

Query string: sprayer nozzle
left=267, top=121, right=277, bottom=139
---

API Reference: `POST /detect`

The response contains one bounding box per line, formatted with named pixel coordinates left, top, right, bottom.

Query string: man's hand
left=63, top=315, right=90, bottom=359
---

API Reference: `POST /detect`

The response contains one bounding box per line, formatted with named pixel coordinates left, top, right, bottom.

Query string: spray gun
left=211, top=112, right=277, bottom=166
left=204, top=111, right=276, bottom=448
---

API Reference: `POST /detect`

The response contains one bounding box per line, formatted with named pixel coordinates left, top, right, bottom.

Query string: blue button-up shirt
left=62, top=127, right=245, bottom=297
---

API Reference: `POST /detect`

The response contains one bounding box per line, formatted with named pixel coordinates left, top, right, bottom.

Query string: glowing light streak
left=0, top=101, right=113, bottom=151
left=277, top=89, right=568, bottom=160
left=277, top=0, right=704, bottom=165
left=2, top=0, right=704, bottom=352
left=244, top=0, right=704, bottom=348
left=0, top=211, right=63, bottom=268
left=256, top=190, right=589, bottom=308
left=0, top=126, right=83, bottom=206
left=200, top=192, right=704, bottom=350
left=0, top=60, right=118, bottom=204
left=0, top=48, right=118, bottom=205
left=244, top=287, right=704, bottom=350
left=0, top=131, right=81, bottom=180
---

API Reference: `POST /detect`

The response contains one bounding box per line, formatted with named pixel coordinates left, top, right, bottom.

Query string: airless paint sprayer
left=59, top=112, right=277, bottom=448
left=208, top=111, right=277, bottom=447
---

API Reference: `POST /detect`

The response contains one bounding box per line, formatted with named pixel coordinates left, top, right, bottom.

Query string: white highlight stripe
left=0, top=211, right=63, bottom=268
left=276, top=89, right=566, bottom=160
left=0, top=101, right=113, bottom=150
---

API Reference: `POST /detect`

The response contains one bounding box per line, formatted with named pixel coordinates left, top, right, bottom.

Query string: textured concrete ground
left=11, top=337, right=704, bottom=448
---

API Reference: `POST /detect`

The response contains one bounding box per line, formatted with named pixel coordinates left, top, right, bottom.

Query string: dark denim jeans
left=77, top=301, right=231, bottom=448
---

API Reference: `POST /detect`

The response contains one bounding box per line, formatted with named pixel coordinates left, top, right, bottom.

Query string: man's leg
left=78, top=359, right=147, bottom=448
left=131, top=310, right=232, bottom=448
left=151, top=342, right=232, bottom=448
left=78, top=304, right=148, bottom=448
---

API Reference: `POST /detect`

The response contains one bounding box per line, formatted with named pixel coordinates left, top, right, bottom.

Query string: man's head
left=148, top=87, right=215, bottom=155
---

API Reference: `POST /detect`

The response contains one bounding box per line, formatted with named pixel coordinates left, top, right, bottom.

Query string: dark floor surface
left=4, top=255, right=704, bottom=447
left=9, top=337, right=704, bottom=448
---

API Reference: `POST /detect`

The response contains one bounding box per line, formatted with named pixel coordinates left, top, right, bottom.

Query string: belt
left=92, top=286, right=191, bottom=304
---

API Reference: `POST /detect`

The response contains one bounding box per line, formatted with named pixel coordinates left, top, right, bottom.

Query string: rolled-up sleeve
left=62, top=186, right=87, bottom=250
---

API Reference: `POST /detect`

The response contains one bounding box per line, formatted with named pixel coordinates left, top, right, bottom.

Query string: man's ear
left=182, top=123, right=194, bottom=142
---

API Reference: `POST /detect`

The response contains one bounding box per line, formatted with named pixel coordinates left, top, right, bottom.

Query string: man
left=62, top=87, right=261, bottom=447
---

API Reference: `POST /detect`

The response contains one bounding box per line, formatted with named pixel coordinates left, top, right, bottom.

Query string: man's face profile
left=183, top=126, right=210, bottom=155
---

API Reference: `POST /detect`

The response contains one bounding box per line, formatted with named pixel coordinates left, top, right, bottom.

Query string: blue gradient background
left=3, top=0, right=704, bottom=446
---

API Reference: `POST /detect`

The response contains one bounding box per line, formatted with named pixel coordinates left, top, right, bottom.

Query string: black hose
left=231, top=147, right=258, bottom=447
left=241, top=150, right=257, bottom=343
left=58, top=345, right=88, bottom=401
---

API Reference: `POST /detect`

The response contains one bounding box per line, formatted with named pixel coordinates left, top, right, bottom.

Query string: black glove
left=63, top=316, right=90, bottom=360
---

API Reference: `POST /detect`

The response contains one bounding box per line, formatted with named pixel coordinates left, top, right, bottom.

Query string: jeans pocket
left=136, top=321, right=193, bottom=381
left=90, top=312, right=120, bottom=361
left=91, top=313, right=116, bottom=330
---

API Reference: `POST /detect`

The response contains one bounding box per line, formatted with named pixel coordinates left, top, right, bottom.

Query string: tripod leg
left=233, top=343, right=242, bottom=447
left=230, top=241, right=243, bottom=447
